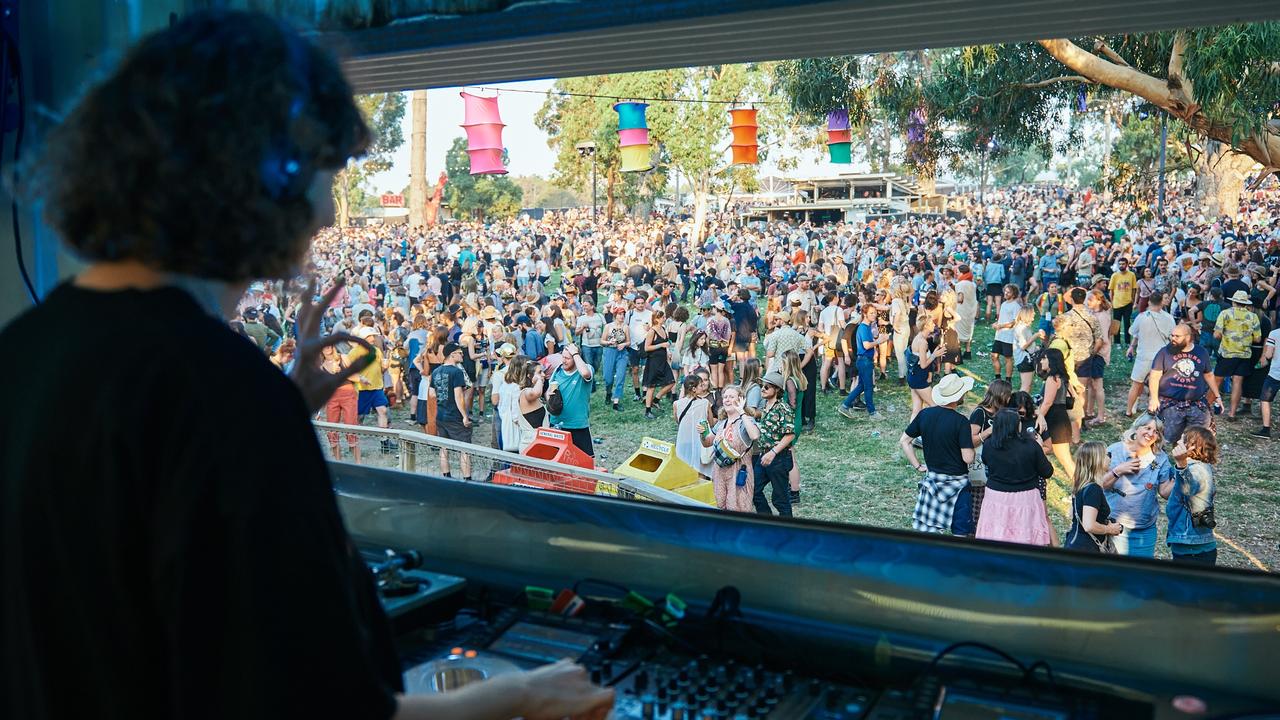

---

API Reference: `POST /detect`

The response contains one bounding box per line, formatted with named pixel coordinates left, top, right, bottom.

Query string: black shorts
left=991, top=340, right=1013, bottom=358
left=1045, top=405, right=1072, bottom=444
left=627, top=346, right=645, bottom=366
left=566, top=427, right=595, bottom=457
left=986, top=283, right=1004, bottom=298
left=1262, top=376, right=1280, bottom=403
left=437, top=418, right=474, bottom=443
left=1075, top=355, right=1106, bottom=379
left=1214, top=355, right=1252, bottom=378
left=709, top=346, right=729, bottom=364
left=1016, top=358, right=1036, bottom=373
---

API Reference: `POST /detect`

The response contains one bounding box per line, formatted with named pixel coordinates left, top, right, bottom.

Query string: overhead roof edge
left=314, top=0, right=1280, bottom=93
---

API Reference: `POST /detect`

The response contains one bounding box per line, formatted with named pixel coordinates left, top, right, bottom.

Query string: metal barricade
left=313, top=420, right=700, bottom=506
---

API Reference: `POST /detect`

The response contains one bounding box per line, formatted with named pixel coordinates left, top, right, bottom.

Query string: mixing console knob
left=641, top=694, right=656, bottom=720
left=672, top=703, right=687, bottom=720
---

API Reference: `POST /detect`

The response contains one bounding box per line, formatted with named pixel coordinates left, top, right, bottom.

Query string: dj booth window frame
left=332, top=461, right=1280, bottom=705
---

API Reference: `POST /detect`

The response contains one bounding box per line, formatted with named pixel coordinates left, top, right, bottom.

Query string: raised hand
left=288, top=277, right=375, bottom=413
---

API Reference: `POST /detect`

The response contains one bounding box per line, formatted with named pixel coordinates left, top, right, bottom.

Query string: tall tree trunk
left=605, top=166, right=617, bottom=222
left=1195, top=141, right=1257, bottom=221
left=336, top=165, right=352, bottom=228
left=880, top=119, right=892, bottom=172
left=915, top=162, right=937, bottom=196
left=408, top=90, right=428, bottom=229
left=691, top=175, right=710, bottom=245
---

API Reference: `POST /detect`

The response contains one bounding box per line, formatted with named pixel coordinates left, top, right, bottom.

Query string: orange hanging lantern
left=729, top=108, right=759, bottom=165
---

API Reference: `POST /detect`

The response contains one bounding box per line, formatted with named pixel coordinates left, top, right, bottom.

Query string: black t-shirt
left=432, top=363, right=470, bottom=421
left=904, top=406, right=973, bottom=475
left=1065, top=483, right=1112, bottom=551
left=0, top=284, right=400, bottom=720
left=981, top=437, right=1054, bottom=492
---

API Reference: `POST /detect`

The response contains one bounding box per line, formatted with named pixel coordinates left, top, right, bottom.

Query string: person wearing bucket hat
left=1213, top=289, right=1262, bottom=420
left=900, top=373, right=976, bottom=535
left=751, top=371, right=797, bottom=517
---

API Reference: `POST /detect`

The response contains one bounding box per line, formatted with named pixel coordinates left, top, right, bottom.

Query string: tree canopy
left=332, top=92, right=406, bottom=226
left=443, top=137, right=524, bottom=221
left=777, top=23, right=1280, bottom=216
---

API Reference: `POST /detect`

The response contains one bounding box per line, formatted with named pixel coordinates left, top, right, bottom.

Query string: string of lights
left=462, top=84, right=780, bottom=106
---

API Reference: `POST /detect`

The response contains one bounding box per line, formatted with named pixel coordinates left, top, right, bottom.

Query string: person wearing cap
left=240, top=306, right=281, bottom=353
left=431, top=342, right=475, bottom=480
left=751, top=371, right=797, bottom=517
left=349, top=325, right=394, bottom=451
left=1213, top=289, right=1262, bottom=420
left=900, top=373, right=977, bottom=535
left=488, top=342, right=518, bottom=450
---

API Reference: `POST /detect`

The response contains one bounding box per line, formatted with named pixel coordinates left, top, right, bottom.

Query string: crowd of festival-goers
left=233, top=182, right=1280, bottom=565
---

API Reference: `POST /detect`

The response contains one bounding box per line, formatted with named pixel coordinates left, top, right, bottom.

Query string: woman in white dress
left=672, top=375, right=715, bottom=478
left=954, top=265, right=979, bottom=359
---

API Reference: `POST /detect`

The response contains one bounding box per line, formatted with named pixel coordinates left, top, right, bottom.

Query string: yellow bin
left=614, top=438, right=713, bottom=505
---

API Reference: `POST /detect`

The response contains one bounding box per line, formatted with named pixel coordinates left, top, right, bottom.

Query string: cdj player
left=363, top=547, right=1147, bottom=720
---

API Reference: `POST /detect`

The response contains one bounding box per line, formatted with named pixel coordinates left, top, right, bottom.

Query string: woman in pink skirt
left=700, top=385, right=759, bottom=512
left=976, top=408, right=1055, bottom=545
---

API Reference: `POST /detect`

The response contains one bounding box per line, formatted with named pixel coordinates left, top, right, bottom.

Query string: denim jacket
left=1105, top=442, right=1173, bottom=530
left=1165, top=460, right=1216, bottom=546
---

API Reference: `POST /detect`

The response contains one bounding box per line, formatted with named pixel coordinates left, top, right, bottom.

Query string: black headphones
left=259, top=27, right=313, bottom=202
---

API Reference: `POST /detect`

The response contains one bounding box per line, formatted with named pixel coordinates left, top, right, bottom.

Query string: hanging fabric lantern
left=460, top=92, right=508, bottom=175
left=826, top=109, right=851, bottom=164
left=614, top=101, right=652, bottom=172
left=1075, top=87, right=1088, bottom=113
left=728, top=108, right=759, bottom=165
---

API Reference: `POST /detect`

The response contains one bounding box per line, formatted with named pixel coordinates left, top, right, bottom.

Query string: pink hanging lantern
left=460, top=92, right=508, bottom=175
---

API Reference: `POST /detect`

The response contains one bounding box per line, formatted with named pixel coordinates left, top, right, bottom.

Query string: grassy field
left=357, top=293, right=1279, bottom=573
left=571, top=317, right=1280, bottom=573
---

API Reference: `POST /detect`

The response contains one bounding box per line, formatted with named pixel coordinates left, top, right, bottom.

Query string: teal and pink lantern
left=614, top=101, right=652, bottom=172
left=729, top=108, right=759, bottom=165
left=826, top=109, right=852, bottom=164
left=460, top=91, right=508, bottom=175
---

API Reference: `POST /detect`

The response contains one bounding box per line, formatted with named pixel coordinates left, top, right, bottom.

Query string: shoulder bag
left=1070, top=484, right=1116, bottom=553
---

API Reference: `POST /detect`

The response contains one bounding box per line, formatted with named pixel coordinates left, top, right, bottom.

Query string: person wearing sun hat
left=1213, top=289, right=1262, bottom=420
left=900, top=373, right=977, bottom=535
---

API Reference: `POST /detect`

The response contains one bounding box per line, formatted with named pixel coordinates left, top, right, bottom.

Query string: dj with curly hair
left=0, top=11, right=612, bottom=720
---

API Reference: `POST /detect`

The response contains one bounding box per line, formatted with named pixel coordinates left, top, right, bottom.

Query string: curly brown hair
left=1181, top=426, right=1219, bottom=464
left=34, top=10, right=370, bottom=282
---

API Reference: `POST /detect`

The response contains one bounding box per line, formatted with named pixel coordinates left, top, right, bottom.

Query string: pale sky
left=364, top=79, right=859, bottom=194
left=365, top=80, right=561, bottom=193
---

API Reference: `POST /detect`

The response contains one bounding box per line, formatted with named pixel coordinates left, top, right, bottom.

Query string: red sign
left=380, top=193, right=404, bottom=207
